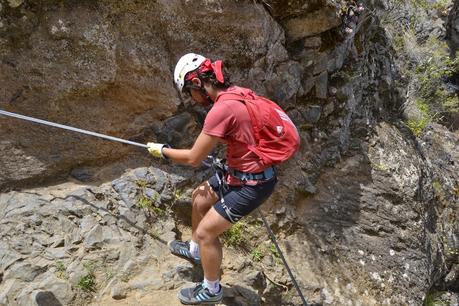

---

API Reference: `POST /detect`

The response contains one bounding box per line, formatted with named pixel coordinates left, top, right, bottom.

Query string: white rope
left=0, top=109, right=148, bottom=148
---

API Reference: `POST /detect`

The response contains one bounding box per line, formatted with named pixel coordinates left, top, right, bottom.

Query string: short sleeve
left=203, top=102, right=236, bottom=138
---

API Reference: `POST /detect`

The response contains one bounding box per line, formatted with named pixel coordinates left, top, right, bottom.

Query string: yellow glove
left=147, top=142, right=169, bottom=159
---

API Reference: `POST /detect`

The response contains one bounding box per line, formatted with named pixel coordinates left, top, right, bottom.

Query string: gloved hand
left=147, top=142, right=169, bottom=159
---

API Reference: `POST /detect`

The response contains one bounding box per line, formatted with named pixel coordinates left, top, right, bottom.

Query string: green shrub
left=222, top=221, right=247, bottom=247
left=412, top=38, right=459, bottom=115
left=406, top=99, right=430, bottom=136
left=386, top=5, right=458, bottom=128
left=78, top=263, right=96, bottom=292
left=406, top=117, right=429, bottom=136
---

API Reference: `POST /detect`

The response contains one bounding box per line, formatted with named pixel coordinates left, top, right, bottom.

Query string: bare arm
left=161, top=132, right=220, bottom=167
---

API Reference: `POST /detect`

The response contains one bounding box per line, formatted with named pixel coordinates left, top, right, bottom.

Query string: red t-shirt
left=203, top=86, right=266, bottom=184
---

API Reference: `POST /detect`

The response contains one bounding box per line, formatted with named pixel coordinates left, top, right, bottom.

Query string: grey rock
left=4, top=262, right=46, bottom=282
left=243, top=271, right=265, bottom=291
left=175, top=264, right=195, bottom=281
left=84, top=224, right=104, bottom=248
left=315, top=71, right=328, bottom=99
left=0, top=279, right=22, bottom=305
left=80, top=215, right=98, bottom=235
left=304, top=105, right=322, bottom=124
left=112, top=178, right=138, bottom=209
left=7, top=0, right=22, bottom=8
left=323, top=101, right=335, bottom=117
left=283, top=7, right=341, bottom=41
left=110, top=283, right=128, bottom=300
left=44, top=248, right=68, bottom=260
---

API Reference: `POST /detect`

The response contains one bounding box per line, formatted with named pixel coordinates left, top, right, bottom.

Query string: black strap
left=229, top=167, right=276, bottom=181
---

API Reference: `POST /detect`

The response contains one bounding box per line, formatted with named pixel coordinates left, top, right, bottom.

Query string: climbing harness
left=0, top=109, right=148, bottom=148
left=206, top=156, right=309, bottom=306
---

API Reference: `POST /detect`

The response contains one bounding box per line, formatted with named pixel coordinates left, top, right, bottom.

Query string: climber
left=342, top=2, right=365, bottom=35
left=147, top=53, right=299, bottom=305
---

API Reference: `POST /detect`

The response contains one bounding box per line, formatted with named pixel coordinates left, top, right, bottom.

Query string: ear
left=191, top=77, right=201, bottom=87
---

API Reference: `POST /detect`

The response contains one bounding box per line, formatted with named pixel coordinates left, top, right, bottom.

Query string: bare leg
left=191, top=181, right=219, bottom=242
left=195, top=207, right=232, bottom=280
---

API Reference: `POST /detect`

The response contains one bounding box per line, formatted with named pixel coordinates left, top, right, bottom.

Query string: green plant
left=137, top=195, right=154, bottom=209
left=392, top=33, right=405, bottom=52
left=174, top=189, right=186, bottom=200
left=136, top=180, right=165, bottom=216
left=55, top=261, right=67, bottom=279
left=372, top=163, right=389, bottom=172
left=151, top=205, right=165, bottom=216
left=432, top=181, right=442, bottom=193
left=386, top=12, right=458, bottom=126
left=407, top=117, right=429, bottom=136
left=251, top=247, right=264, bottom=262
left=137, top=188, right=161, bottom=210
left=431, top=0, right=451, bottom=12
left=444, top=95, right=459, bottom=113
left=135, top=179, right=148, bottom=188
left=78, top=262, right=96, bottom=292
left=424, top=291, right=449, bottom=306
left=269, top=243, right=280, bottom=258
left=222, top=221, right=247, bottom=247
left=414, top=42, right=459, bottom=115
left=78, top=274, right=96, bottom=291
left=269, top=243, right=282, bottom=265
left=105, top=270, right=113, bottom=281
left=406, top=99, right=430, bottom=136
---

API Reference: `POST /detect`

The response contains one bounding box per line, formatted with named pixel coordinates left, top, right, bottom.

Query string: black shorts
left=208, top=174, right=277, bottom=223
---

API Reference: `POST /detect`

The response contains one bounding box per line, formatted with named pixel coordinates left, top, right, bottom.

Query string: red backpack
left=217, top=87, right=300, bottom=166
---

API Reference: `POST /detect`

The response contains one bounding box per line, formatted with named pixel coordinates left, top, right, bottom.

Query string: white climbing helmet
left=174, top=53, right=206, bottom=92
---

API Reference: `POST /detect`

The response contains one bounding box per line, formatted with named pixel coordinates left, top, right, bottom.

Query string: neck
left=203, top=84, right=222, bottom=102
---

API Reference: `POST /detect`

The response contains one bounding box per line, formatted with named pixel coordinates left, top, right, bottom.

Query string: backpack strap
left=217, top=89, right=261, bottom=144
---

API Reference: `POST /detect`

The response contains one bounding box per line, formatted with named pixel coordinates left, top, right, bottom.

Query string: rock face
left=0, top=0, right=458, bottom=305
left=0, top=0, right=284, bottom=190
left=447, top=0, right=459, bottom=54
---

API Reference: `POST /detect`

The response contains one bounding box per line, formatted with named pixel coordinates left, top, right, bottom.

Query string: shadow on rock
left=221, top=285, right=261, bottom=306
left=35, top=291, right=63, bottom=306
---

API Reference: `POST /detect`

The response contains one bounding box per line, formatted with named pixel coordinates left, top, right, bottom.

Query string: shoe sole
left=168, top=241, right=201, bottom=266
left=179, top=299, right=222, bottom=305
left=178, top=294, right=222, bottom=305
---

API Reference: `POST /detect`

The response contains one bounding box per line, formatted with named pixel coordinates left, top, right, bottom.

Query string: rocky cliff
left=0, top=0, right=458, bottom=305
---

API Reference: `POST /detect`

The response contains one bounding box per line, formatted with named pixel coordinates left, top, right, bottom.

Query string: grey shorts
left=208, top=174, right=277, bottom=223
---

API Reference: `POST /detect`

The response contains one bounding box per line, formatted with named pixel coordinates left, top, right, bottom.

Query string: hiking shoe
left=168, top=240, right=201, bottom=265
left=178, top=282, right=223, bottom=305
